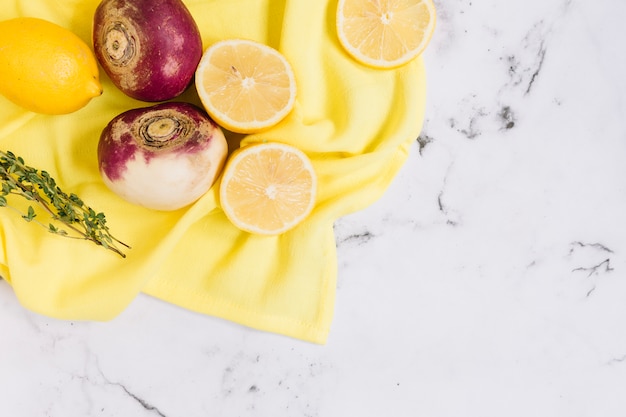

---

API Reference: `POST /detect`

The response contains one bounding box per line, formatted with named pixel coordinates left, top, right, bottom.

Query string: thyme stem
left=0, top=149, right=129, bottom=258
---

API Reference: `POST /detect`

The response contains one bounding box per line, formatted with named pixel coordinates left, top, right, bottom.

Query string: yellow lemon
left=0, top=17, right=102, bottom=115
left=220, top=142, right=317, bottom=235
left=195, top=39, right=297, bottom=134
left=336, top=0, right=437, bottom=69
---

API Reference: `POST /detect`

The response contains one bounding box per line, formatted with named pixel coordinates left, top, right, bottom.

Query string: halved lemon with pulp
left=336, top=0, right=437, bottom=69
left=195, top=39, right=297, bottom=134
left=219, top=142, right=317, bottom=235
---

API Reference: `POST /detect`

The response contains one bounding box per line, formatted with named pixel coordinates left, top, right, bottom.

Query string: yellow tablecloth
left=0, top=0, right=427, bottom=344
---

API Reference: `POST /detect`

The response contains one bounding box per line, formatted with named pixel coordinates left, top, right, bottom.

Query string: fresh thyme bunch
left=0, top=150, right=129, bottom=257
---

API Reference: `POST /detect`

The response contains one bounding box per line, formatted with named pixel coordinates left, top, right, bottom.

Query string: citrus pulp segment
left=336, top=0, right=436, bottom=69
left=195, top=39, right=297, bottom=134
left=219, top=142, right=317, bottom=235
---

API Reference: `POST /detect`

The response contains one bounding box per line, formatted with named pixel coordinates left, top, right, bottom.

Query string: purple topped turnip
left=93, top=0, right=203, bottom=102
left=98, top=102, right=228, bottom=211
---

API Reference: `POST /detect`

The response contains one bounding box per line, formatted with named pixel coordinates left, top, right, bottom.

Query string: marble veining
left=3, top=0, right=626, bottom=415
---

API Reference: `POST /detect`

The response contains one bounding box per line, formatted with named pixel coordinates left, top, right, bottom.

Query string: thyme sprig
left=0, top=150, right=129, bottom=257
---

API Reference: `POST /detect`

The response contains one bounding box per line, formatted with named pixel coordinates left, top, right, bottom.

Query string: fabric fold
left=0, top=0, right=426, bottom=344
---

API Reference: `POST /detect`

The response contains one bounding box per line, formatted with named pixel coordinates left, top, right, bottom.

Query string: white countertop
left=2, top=0, right=626, bottom=415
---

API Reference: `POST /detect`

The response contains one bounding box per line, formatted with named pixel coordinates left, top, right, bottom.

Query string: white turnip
left=98, top=102, right=228, bottom=211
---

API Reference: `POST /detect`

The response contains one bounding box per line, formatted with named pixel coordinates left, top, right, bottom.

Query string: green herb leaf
left=22, top=206, right=36, bottom=221
left=1, top=149, right=129, bottom=257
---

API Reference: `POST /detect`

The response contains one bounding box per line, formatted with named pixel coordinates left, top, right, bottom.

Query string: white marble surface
left=2, top=0, right=626, bottom=415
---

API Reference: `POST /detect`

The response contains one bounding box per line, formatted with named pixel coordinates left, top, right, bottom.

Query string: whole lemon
left=0, top=17, right=102, bottom=115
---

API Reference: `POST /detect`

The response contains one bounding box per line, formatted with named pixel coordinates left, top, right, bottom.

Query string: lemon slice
left=336, top=0, right=436, bottom=69
left=195, top=39, right=297, bottom=134
left=220, top=142, right=317, bottom=235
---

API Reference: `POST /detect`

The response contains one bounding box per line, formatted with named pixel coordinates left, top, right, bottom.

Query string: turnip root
left=98, top=102, right=228, bottom=211
left=93, top=0, right=202, bottom=101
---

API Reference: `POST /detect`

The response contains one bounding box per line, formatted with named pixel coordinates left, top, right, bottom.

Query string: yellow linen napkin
left=0, top=0, right=427, bottom=344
